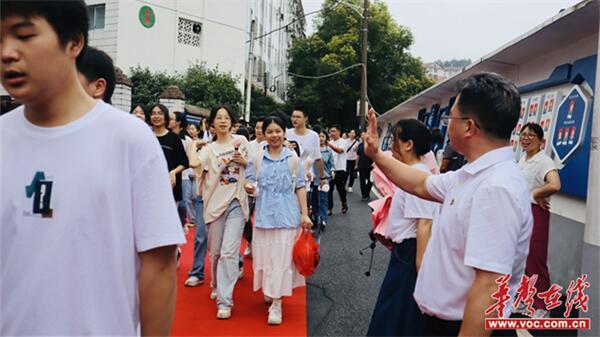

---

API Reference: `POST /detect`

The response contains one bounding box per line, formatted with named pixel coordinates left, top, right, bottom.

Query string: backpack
left=254, top=146, right=300, bottom=192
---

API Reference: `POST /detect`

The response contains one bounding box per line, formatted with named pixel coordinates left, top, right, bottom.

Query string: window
left=88, top=4, right=105, bottom=30
left=178, top=17, right=202, bottom=47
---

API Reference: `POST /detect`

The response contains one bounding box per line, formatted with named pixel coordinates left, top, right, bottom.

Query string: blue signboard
left=551, top=85, right=590, bottom=165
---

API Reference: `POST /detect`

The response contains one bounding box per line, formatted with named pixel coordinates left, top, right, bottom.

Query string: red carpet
left=172, top=228, right=307, bottom=336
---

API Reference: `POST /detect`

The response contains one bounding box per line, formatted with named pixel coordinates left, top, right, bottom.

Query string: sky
left=302, top=0, right=582, bottom=63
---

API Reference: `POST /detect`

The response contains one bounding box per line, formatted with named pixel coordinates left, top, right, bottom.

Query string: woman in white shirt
left=367, top=119, right=437, bottom=336
left=517, top=122, right=561, bottom=318
left=196, top=105, right=250, bottom=320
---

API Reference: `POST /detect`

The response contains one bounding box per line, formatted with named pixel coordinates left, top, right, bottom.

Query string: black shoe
left=341, top=205, right=348, bottom=214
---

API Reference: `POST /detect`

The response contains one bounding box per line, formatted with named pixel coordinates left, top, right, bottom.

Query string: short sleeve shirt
left=198, top=135, right=250, bottom=223
left=386, top=163, right=436, bottom=243
left=0, top=102, right=186, bottom=335
left=414, top=147, right=533, bottom=320
left=330, top=138, right=349, bottom=171
left=517, top=151, right=557, bottom=204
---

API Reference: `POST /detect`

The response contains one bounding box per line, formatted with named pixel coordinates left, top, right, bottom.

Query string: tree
left=179, top=63, right=243, bottom=116
left=250, top=87, right=286, bottom=123
left=434, top=59, right=472, bottom=68
left=129, top=66, right=180, bottom=106
left=287, top=0, right=434, bottom=129
left=129, top=64, right=244, bottom=116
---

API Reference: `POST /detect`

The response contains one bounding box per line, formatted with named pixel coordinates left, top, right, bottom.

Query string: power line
left=288, top=63, right=380, bottom=115
left=246, top=1, right=343, bottom=43
left=288, top=63, right=363, bottom=79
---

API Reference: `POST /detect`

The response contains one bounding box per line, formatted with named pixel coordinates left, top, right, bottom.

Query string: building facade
left=247, top=0, right=305, bottom=102
left=85, top=0, right=249, bottom=93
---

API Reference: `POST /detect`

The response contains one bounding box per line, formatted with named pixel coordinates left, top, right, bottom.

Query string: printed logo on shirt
left=25, top=171, right=54, bottom=218
left=216, top=148, right=246, bottom=186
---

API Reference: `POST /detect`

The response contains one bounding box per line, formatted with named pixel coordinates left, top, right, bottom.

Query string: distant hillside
left=434, top=59, right=472, bottom=68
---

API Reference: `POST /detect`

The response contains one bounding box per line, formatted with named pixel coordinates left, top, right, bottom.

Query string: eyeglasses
left=440, top=116, right=480, bottom=129
left=519, top=132, right=537, bottom=139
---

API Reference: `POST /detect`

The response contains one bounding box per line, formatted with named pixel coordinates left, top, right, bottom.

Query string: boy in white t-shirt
left=327, top=124, right=349, bottom=213
left=0, top=2, right=185, bottom=335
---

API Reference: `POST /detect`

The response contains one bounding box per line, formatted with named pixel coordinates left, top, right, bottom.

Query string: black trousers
left=328, top=170, right=347, bottom=210
left=346, top=160, right=356, bottom=188
left=359, top=166, right=373, bottom=198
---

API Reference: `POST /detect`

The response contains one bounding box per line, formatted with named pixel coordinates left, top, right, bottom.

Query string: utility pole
left=359, top=0, right=369, bottom=131
left=244, top=19, right=256, bottom=122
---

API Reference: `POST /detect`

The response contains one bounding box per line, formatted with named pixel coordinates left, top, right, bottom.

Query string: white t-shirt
left=286, top=128, right=322, bottom=162
left=286, top=128, right=322, bottom=180
left=330, top=138, right=348, bottom=171
left=0, top=102, right=186, bottom=336
left=386, top=163, right=437, bottom=243
left=346, top=139, right=360, bottom=161
left=414, top=147, right=533, bottom=320
left=198, top=135, right=250, bottom=223
left=517, top=151, right=557, bottom=204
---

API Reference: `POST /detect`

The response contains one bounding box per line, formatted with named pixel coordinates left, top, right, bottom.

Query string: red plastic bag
left=293, top=229, right=320, bottom=277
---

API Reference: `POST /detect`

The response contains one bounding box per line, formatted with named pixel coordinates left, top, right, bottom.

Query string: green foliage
left=129, top=66, right=180, bottom=106
left=179, top=64, right=243, bottom=116
left=434, top=59, right=472, bottom=68
left=250, top=87, right=285, bottom=123
left=287, top=0, right=434, bottom=129
left=129, top=64, right=244, bottom=116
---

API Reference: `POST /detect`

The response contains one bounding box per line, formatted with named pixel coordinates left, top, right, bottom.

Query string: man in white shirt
left=286, top=106, right=328, bottom=188
left=0, top=2, right=185, bottom=335
left=364, top=73, right=533, bottom=336
left=327, top=124, right=349, bottom=213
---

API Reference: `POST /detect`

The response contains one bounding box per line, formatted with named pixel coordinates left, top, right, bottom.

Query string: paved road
left=307, top=189, right=390, bottom=337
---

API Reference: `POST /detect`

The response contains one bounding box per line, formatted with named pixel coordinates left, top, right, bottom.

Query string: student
left=313, top=129, right=335, bottom=230
left=286, top=106, right=328, bottom=189
left=148, top=104, right=189, bottom=211
left=367, top=119, right=437, bottom=336
left=364, top=73, right=533, bottom=336
left=197, top=105, right=249, bottom=319
left=76, top=46, right=115, bottom=104
left=131, top=103, right=147, bottom=123
left=327, top=124, right=349, bottom=214
left=517, top=122, right=561, bottom=318
left=244, top=116, right=312, bottom=325
left=184, top=122, right=210, bottom=287
left=356, top=131, right=374, bottom=201
left=0, top=1, right=185, bottom=335
left=345, top=129, right=359, bottom=192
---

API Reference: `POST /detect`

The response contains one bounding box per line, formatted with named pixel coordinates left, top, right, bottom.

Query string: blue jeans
left=188, top=197, right=207, bottom=279
left=182, top=178, right=195, bottom=223
left=311, top=185, right=329, bottom=224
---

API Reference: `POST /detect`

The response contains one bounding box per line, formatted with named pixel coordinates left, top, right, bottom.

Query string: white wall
left=86, top=0, right=248, bottom=92
left=87, top=0, right=119, bottom=60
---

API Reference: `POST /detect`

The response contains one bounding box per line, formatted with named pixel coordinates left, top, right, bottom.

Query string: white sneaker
left=267, top=299, right=282, bottom=325
left=217, top=307, right=232, bottom=319
left=533, top=309, right=550, bottom=318
left=244, top=246, right=252, bottom=257
left=184, top=276, right=204, bottom=287
left=347, top=186, right=353, bottom=193
left=210, top=288, right=217, bottom=300
left=238, top=266, right=244, bottom=279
